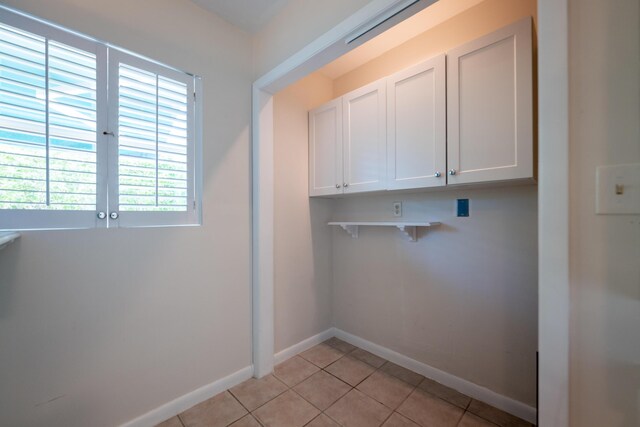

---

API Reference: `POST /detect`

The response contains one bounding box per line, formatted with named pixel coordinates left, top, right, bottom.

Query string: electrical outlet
left=393, top=201, right=402, bottom=217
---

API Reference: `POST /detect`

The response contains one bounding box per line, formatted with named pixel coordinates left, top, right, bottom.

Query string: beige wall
left=568, top=0, right=640, bottom=425
left=332, top=186, right=538, bottom=405
left=274, top=73, right=335, bottom=352
left=0, top=1, right=253, bottom=426
left=253, top=0, right=373, bottom=78
left=329, top=0, right=538, bottom=406
left=333, top=0, right=537, bottom=97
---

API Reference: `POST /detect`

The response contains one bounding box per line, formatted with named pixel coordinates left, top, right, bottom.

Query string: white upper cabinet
left=342, top=80, right=387, bottom=194
left=308, top=17, right=535, bottom=197
left=447, top=17, right=533, bottom=185
left=387, top=54, right=446, bottom=190
left=309, top=98, right=343, bottom=196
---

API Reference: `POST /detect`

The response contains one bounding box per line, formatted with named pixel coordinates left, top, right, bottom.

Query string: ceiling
left=317, top=0, right=484, bottom=79
left=192, top=0, right=290, bottom=34
left=191, top=0, right=484, bottom=72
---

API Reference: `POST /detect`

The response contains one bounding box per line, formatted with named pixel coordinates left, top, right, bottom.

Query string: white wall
left=332, top=186, right=538, bottom=405
left=0, top=1, right=253, bottom=426
left=568, top=0, right=640, bottom=425
left=253, top=0, right=373, bottom=77
left=273, top=73, right=335, bottom=352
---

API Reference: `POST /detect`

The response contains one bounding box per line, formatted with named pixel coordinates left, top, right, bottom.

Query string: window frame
left=0, top=6, right=202, bottom=231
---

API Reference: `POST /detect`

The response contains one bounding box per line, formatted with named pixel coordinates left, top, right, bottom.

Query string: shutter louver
left=0, top=22, right=98, bottom=211
left=118, top=64, right=189, bottom=212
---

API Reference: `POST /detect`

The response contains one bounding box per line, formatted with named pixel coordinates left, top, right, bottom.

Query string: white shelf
left=0, top=232, right=20, bottom=250
left=328, top=221, right=441, bottom=242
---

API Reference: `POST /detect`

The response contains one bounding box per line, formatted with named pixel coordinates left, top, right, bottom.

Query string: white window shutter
left=0, top=15, right=108, bottom=230
left=107, top=50, right=197, bottom=228
left=0, top=8, right=199, bottom=230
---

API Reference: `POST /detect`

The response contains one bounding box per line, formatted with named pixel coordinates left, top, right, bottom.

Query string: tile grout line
left=272, top=360, right=321, bottom=389
left=248, top=412, right=266, bottom=427
left=388, top=382, right=418, bottom=410
left=248, top=381, right=322, bottom=427
left=227, top=388, right=254, bottom=413
left=269, top=354, right=337, bottom=423
left=288, top=367, right=353, bottom=415
left=288, top=386, right=326, bottom=414
left=252, top=413, right=266, bottom=427
left=298, top=346, right=348, bottom=369
left=223, top=411, right=264, bottom=427
left=301, top=413, right=326, bottom=427
left=249, top=386, right=290, bottom=414
left=220, top=390, right=254, bottom=427
left=320, top=362, right=372, bottom=389
left=455, top=411, right=466, bottom=427
left=367, top=363, right=419, bottom=427
left=451, top=408, right=465, bottom=427
left=226, top=379, right=289, bottom=424
left=318, top=368, right=354, bottom=390
left=322, top=408, right=345, bottom=427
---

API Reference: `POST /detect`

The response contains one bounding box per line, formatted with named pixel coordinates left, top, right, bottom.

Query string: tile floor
left=157, top=338, right=534, bottom=427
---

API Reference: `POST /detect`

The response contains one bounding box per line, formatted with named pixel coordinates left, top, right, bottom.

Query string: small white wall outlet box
left=596, top=163, right=640, bottom=214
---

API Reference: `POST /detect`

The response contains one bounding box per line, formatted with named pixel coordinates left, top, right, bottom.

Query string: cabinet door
left=387, top=54, right=446, bottom=190
left=309, top=99, right=343, bottom=196
left=447, top=17, right=533, bottom=185
left=343, top=80, right=386, bottom=194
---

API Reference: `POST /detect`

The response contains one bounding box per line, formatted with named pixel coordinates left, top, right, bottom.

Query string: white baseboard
left=119, top=365, right=253, bottom=427
left=120, top=328, right=536, bottom=426
left=334, top=329, right=537, bottom=425
left=274, top=328, right=335, bottom=365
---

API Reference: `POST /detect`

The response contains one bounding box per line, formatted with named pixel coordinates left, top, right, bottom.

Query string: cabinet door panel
left=387, top=54, right=446, bottom=190
left=309, top=99, right=342, bottom=196
left=447, top=17, right=533, bottom=184
left=343, top=80, right=386, bottom=193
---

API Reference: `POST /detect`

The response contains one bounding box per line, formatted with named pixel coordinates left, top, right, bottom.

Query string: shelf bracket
left=396, top=225, right=417, bottom=242
left=0, top=232, right=21, bottom=250
left=339, top=224, right=359, bottom=239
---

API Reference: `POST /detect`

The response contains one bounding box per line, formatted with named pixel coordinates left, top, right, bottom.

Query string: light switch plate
left=596, top=163, right=640, bottom=214
left=457, top=199, right=469, bottom=217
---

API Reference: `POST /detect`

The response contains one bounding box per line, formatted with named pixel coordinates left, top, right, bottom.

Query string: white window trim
left=0, top=6, right=203, bottom=231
